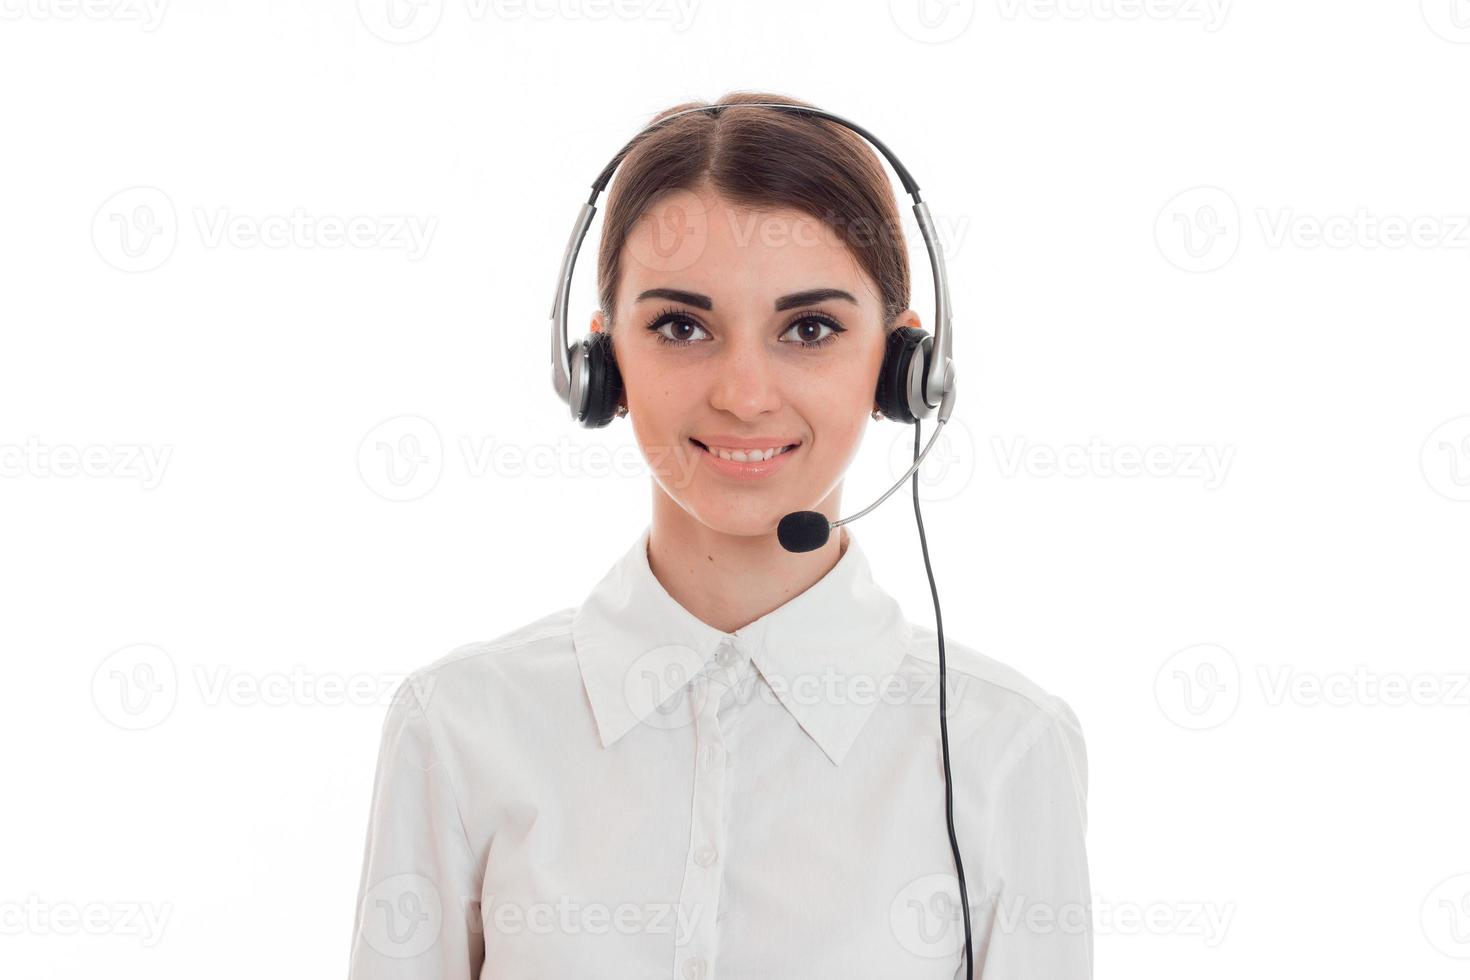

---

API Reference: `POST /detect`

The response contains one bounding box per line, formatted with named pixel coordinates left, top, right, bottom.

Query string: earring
left=615, top=404, right=629, bottom=419
left=871, top=407, right=884, bottom=421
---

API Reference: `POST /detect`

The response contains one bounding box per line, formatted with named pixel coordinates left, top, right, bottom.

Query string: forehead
left=618, top=186, right=878, bottom=310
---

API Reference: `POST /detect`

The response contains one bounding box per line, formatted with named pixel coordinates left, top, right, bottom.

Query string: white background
left=2, top=1, right=1469, bottom=977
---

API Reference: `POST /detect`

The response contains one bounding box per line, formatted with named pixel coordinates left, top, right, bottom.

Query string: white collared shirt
left=348, top=526, right=1092, bottom=979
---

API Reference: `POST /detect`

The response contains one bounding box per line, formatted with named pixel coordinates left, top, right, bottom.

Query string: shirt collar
left=572, top=524, right=912, bottom=766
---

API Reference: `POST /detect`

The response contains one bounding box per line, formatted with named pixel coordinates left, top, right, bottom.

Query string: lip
left=690, top=437, right=801, bottom=481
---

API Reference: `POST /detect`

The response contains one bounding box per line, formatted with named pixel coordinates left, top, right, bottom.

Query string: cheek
left=620, top=355, right=695, bottom=454
left=819, top=350, right=882, bottom=412
left=618, top=343, right=668, bottom=408
left=804, top=366, right=873, bottom=450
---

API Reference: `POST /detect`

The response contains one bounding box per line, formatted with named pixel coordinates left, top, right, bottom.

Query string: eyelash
left=643, top=307, right=847, bottom=349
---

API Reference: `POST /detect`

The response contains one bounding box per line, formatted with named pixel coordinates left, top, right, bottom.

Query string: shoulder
left=901, top=623, right=1087, bottom=796
left=415, top=607, right=576, bottom=676
left=389, top=607, right=579, bottom=726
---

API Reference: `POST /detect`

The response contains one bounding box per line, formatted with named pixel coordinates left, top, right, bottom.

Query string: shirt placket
left=671, top=636, right=751, bottom=980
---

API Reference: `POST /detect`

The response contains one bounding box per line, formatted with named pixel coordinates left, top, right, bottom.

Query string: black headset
left=545, top=101, right=971, bottom=974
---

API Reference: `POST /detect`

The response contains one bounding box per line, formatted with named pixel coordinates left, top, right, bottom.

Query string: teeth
left=706, top=445, right=791, bottom=463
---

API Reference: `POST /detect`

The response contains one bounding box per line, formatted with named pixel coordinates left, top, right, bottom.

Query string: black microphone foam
left=777, top=511, right=831, bottom=553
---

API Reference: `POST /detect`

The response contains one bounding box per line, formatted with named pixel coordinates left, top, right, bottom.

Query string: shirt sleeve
left=347, top=675, right=486, bottom=979
left=972, top=697, right=1092, bottom=979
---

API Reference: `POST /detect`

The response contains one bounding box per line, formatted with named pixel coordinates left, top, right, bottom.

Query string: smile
left=691, top=440, right=799, bottom=462
left=689, top=438, right=802, bottom=480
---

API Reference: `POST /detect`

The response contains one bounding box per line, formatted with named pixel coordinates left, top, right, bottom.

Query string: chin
left=677, top=495, right=794, bottom=539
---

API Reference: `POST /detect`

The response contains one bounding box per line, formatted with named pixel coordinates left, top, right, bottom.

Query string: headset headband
left=549, top=101, right=955, bottom=423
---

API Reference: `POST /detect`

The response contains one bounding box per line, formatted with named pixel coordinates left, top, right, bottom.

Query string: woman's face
left=591, top=183, right=921, bottom=538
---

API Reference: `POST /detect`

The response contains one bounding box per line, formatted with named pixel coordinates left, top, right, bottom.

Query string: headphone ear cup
left=577, top=331, right=625, bottom=428
left=874, top=326, right=931, bottom=425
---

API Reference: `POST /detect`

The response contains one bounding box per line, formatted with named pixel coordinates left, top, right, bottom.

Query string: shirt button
left=681, top=956, right=707, bottom=979
left=717, top=646, right=737, bottom=668
left=694, top=844, right=718, bottom=867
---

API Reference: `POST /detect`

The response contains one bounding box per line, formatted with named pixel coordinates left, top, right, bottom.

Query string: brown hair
left=595, top=91, right=911, bottom=335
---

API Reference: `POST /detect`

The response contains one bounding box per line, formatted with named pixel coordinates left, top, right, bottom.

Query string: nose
left=708, top=332, right=783, bottom=420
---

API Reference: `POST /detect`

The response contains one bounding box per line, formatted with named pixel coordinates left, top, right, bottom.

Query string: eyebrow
left=633, top=287, right=859, bottom=312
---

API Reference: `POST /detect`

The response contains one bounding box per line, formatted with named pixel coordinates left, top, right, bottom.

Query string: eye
left=779, top=312, right=846, bottom=349
left=645, top=308, right=711, bottom=347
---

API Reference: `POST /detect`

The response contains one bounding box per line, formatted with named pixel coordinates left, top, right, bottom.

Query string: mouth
left=689, top=438, right=801, bottom=463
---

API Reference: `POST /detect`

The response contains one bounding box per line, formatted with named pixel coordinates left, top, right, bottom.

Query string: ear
left=874, top=309, right=925, bottom=417
left=891, top=308, right=922, bottom=332
left=588, top=310, right=627, bottom=414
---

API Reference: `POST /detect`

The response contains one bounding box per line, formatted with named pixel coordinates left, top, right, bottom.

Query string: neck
left=646, top=486, right=850, bottom=634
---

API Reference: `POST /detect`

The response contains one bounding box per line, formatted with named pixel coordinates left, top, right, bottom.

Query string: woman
left=347, top=92, right=1092, bottom=979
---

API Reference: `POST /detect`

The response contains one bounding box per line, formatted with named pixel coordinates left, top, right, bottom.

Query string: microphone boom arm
left=832, top=382, right=957, bottom=530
